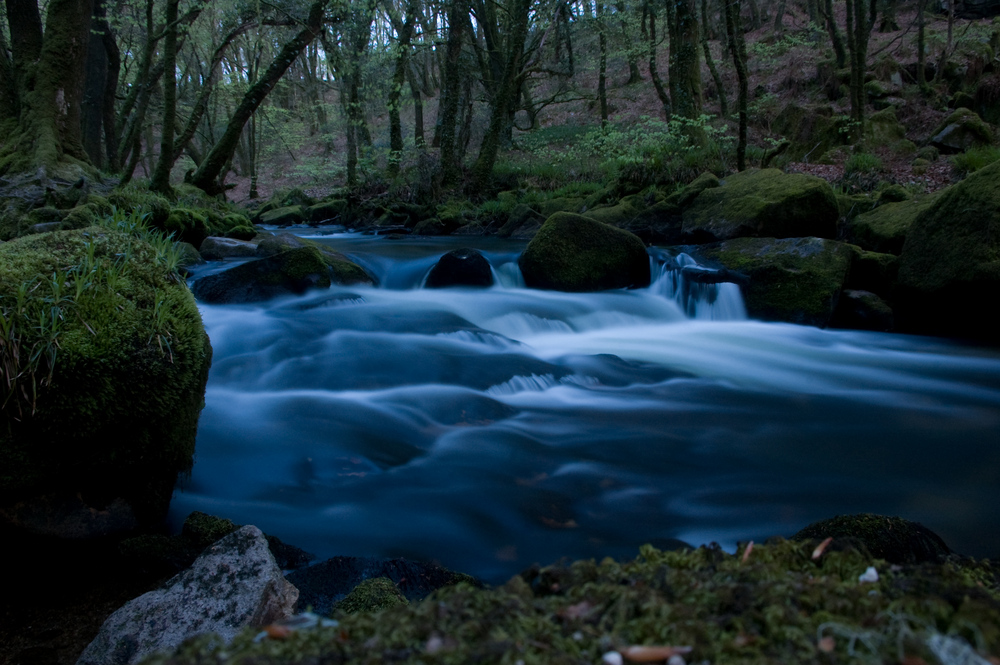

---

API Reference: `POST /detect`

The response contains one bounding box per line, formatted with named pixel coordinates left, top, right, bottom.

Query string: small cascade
left=649, top=251, right=748, bottom=320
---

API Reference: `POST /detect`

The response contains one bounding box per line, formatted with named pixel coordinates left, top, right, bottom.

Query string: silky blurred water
left=171, top=234, right=1000, bottom=581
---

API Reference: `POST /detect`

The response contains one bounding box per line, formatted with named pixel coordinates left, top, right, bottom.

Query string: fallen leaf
left=741, top=541, right=754, bottom=563
left=817, top=636, right=835, bottom=653
left=812, top=537, right=834, bottom=560
left=620, top=645, right=693, bottom=662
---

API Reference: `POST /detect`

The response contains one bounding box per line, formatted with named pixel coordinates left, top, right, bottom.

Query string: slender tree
left=724, top=0, right=748, bottom=170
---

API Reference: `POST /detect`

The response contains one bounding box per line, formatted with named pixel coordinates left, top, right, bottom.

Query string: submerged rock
left=79, top=526, right=298, bottom=665
left=518, top=212, right=650, bottom=292
left=192, top=247, right=333, bottom=303
left=198, top=236, right=258, bottom=260
left=682, top=168, right=839, bottom=243
left=425, top=248, right=494, bottom=288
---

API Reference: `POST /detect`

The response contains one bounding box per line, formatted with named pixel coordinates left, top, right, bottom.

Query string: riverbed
left=171, top=234, right=1000, bottom=582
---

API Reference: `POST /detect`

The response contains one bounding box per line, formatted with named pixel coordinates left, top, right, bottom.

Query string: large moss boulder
left=693, top=237, right=855, bottom=326
left=518, top=212, right=650, bottom=292
left=0, top=228, right=212, bottom=536
left=681, top=169, right=839, bottom=243
left=929, top=107, right=996, bottom=154
left=255, top=234, right=375, bottom=286
left=847, top=194, right=939, bottom=255
left=896, top=159, right=1000, bottom=342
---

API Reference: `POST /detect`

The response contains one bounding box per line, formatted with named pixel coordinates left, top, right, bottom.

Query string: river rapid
left=172, top=233, right=1000, bottom=582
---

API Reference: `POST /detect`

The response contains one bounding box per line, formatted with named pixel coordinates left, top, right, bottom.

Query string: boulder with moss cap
left=681, top=169, right=839, bottom=243
left=0, top=227, right=211, bottom=537
left=518, top=212, right=650, bottom=292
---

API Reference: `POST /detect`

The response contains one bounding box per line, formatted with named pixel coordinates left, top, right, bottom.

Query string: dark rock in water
left=519, top=212, right=650, bottom=292
left=690, top=237, right=854, bottom=327
left=198, top=236, right=257, bottom=260
left=192, top=247, right=332, bottom=304
left=499, top=203, right=545, bottom=239
left=830, top=289, right=895, bottom=331
left=792, top=513, right=951, bottom=564
left=682, top=168, right=839, bottom=243
left=896, top=159, right=1000, bottom=343
left=287, top=555, right=480, bottom=615
left=79, top=526, right=298, bottom=665
left=426, top=248, right=494, bottom=288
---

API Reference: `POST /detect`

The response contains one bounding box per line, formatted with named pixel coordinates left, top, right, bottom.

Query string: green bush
left=951, top=145, right=1000, bottom=177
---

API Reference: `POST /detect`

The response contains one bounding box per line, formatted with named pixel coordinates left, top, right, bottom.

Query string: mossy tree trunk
left=597, top=1, right=609, bottom=126
left=668, top=0, right=703, bottom=121
left=343, top=0, right=376, bottom=187
left=819, top=0, right=847, bottom=68
left=387, top=0, right=417, bottom=177
left=0, top=0, right=96, bottom=176
left=471, top=0, right=532, bottom=190
left=188, top=0, right=329, bottom=195
left=724, top=0, right=748, bottom=170
left=845, top=0, right=876, bottom=124
left=80, top=0, right=118, bottom=169
left=701, top=0, right=728, bottom=116
left=149, top=0, right=179, bottom=194
left=0, top=27, right=18, bottom=123
left=916, top=0, right=927, bottom=88
left=646, top=1, right=672, bottom=118
left=438, top=0, right=470, bottom=186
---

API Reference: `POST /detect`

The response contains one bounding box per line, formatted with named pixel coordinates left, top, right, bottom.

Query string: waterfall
left=648, top=251, right=747, bottom=320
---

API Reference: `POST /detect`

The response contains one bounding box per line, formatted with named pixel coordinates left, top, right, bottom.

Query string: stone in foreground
left=78, top=526, right=298, bottom=665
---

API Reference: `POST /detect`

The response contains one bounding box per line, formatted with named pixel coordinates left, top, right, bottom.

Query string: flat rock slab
left=78, top=525, right=298, bottom=665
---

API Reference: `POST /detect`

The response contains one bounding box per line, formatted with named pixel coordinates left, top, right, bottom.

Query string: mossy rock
left=847, top=248, right=899, bottom=298
left=535, top=196, right=586, bottom=218
left=896, top=159, right=1000, bottom=342
left=793, top=514, right=951, bottom=564
left=847, top=194, right=939, bottom=255
left=107, top=188, right=171, bottom=228
left=164, top=208, right=212, bottom=247
left=145, top=538, right=1000, bottom=665
left=864, top=107, right=907, bottom=147
left=255, top=234, right=375, bottom=286
left=771, top=103, right=848, bottom=161
left=518, top=212, right=650, bottom=292
left=582, top=196, right=646, bottom=228
left=191, top=247, right=333, bottom=304
left=929, top=107, right=996, bottom=154
left=830, top=289, right=895, bottom=331
left=335, top=577, right=409, bottom=615
left=182, top=512, right=239, bottom=549
left=259, top=205, right=308, bottom=227
left=307, top=199, right=348, bottom=223
left=665, top=171, right=721, bottom=209
left=498, top=203, right=545, bottom=239
left=837, top=193, right=879, bottom=222
left=682, top=169, right=839, bottom=243
left=693, top=237, right=855, bottom=326
left=0, top=228, right=212, bottom=536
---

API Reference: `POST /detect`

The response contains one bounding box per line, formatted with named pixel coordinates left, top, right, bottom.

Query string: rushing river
left=172, top=233, right=1000, bottom=582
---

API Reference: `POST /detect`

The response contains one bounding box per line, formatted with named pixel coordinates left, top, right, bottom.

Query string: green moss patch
left=847, top=194, right=939, bottom=255
left=146, top=539, right=1000, bottom=665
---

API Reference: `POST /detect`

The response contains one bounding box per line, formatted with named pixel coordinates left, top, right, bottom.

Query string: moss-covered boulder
left=335, top=577, right=409, bottom=615
left=0, top=228, right=212, bottom=536
left=771, top=103, right=848, bottom=161
left=498, top=204, right=545, bottom=239
left=191, top=247, right=333, bottom=304
left=199, top=236, right=258, bottom=260
left=255, top=234, right=375, bottom=286
left=425, top=248, right=494, bottom=288
left=693, top=237, right=855, bottom=326
left=518, top=212, right=650, bottom=292
left=259, top=205, right=308, bottom=227
left=681, top=169, right=839, bottom=243
left=792, top=514, right=951, bottom=564
left=929, top=107, right=996, bottom=154
left=847, top=194, right=938, bottom=255
left=896, top=159, right=1000, bottom=342
left=307, top=199, right=348, bottom=223
left=164, top=208, right=212, bottom=247
left=146, top=538, right=1000, bottom=665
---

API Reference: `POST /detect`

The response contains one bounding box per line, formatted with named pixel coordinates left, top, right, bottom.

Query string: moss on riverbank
left=147, top=539, right=999, bottom=665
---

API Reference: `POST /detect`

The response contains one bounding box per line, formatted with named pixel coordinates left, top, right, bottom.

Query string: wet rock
left=896, top=158, right=1000, bottom=342
left=256, top=234, right=375, bottom=286
left=191, top=247, right=332, bottom=304
left=681, top=169, right=839, bottom=243
left=792, top=513, right=951, bottom=563
left=846, top=194, right=939, bottom=255
left=690, top=237, right=854, bottom=327
left=198, top=236, right=258, bottom=260
left=498, top=204, right=546, bottom=239
left=425, top=248, right=494, bottom=288
left=259, top=205, right=308, bottom=227
left=519, top=212, right=650, bottom=292
left=830, top=289, right=895, bottom=331
left=78, top=526, right=298, bottom=665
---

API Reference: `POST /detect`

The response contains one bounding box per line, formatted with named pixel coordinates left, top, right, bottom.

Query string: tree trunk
left=820, top=0, right=847, bottom=68
left=438, top=0, right=470, bottom=185
left=701, top=0, right=728, bottom=116
left=668, top=0, right=703, bottom=121
left=388, top=0, right=417, bottom=177
left=189, top=0, right=328, bottom=195
left=724, top=0, right=748, bottom=170
left=597, top=1, right=609, bottom=126
left=149, top=0, right=179, bottom=193
left=0, top=0, right=96, bottom=175
left=917, top=0, right=926, bottom=88
left=472, top=0, right=531, bottom=189
left=647, top=1, right=672, bottom=118
left=407, top=64, right=425, bottom=148
left=0, top=21, right=19, bottom=122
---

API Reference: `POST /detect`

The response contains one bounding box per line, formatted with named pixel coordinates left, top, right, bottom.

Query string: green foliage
left=747, top=31, right=812, bottom=61
left=844, top=152, right=884, bottom=175
left=951, top=145, right=1000, bottom=177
